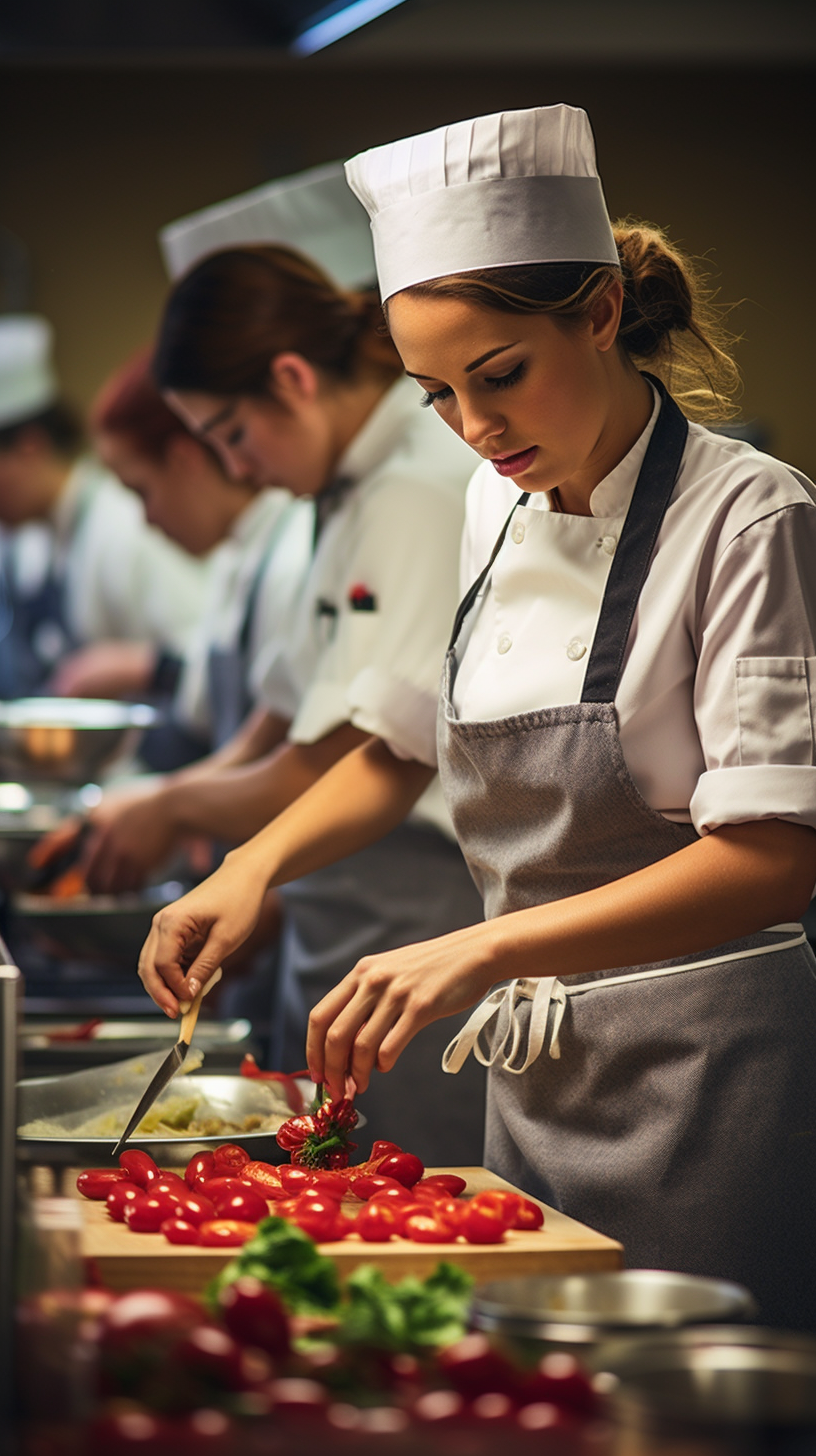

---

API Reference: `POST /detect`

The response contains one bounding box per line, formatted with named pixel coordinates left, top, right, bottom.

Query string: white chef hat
left=345, top=104, right=619, bottom=303
left=0, top=314, right=59, bottom=429
left=159, top=161, right=376, bottom=289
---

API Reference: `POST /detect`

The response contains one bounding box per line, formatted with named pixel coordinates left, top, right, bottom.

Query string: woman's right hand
left=137, top=855, right=269, bottom=1015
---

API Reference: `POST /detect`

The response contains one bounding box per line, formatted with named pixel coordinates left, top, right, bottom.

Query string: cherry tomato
left=267, top=1376, right=328, bottom=1419
left=76, top=1168, right=128, bottom=1200
left=518, top=1352, right=601, bottom=1416
left=161, top=1217, right=201, bottom=1246
left=151, top=1173, right=188, bottom=1198
left=368, top=1183, right=413, bottom=1206
left=411, top=1389, right=468, bottom=1427
left=106, top=1181, right=142, bottom=1222
left=349, top=1173, right=408, bottom=1201
left=415, top=1174, right=468, bottom=1197
left=100, top=1288, right=206, bottom=1350
left=436, top=1333, right=518, bottom=1398
left=242, top=1160, right=284, bottom=1198
left=211, top=1187, right=269, bottom=1223
left=373, top=1152, right=424, bottom=1187
left=185, top=1151, right=216, bottom=1188
left=198, top=1219, right=258, bottom=1247
left=355, top=1200, right=400, bottom=1242
left=460, top=1201, right=507, bottom=1245
left=511, top=1196, right=545, bottom=1231
left=387, top=1200, right=427, bottom=1235
left=469, top=1189, right=523, bottom=1228
left=173, top=1323, right=269, bottom=1393
left=217, top=1275, right=290, bottom=1360
left=123, top=1193, right=167, bottom=1233
left=402, top=1211, right=454, bottom=1243
left=200, top=1175, right=254, bottom=1201
left=290, top=1194, right=343, bottom=1242
left=173, top=1191, right=217, bottom=1227
left=211, top=1142, right=251, bottom=1174
left=118, top=1149, right=161, bottom=1188
left=369, top=1140, right=402, bottom=1160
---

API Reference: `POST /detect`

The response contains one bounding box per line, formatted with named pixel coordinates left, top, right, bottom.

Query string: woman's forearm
left=225, top=737, right=436, bottom=890
left=489, top=818, right=816, bottom=983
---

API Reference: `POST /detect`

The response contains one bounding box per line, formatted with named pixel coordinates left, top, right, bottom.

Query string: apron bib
left=437, top=377, right=816, bottom=1331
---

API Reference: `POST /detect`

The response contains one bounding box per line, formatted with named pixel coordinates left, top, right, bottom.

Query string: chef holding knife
left=77, top=163, right=487, bottom=1162
left=138, top=105, right=816, bottom=1330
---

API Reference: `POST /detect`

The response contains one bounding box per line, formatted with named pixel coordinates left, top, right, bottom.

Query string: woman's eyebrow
left=196, top=402, right=234, bottom=437
left=405, top=343, right=519, bottom=381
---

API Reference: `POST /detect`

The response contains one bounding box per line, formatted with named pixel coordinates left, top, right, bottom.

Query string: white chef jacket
left=451, top=387, right=816, bottom=837
left=51, top=457, right=209, bottom=655
left=255, top=375, right=476, bottom=835
left=174, top=488, right=314, bottom=736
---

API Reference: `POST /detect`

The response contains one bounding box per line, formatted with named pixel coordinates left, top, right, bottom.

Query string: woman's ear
left=590, top=278, right=624, bottom=354
left=269, top=352, right=319, bottom=404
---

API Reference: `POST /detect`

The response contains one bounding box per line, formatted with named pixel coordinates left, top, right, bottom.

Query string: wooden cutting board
left=76, top=1167, right=623, bottom=1294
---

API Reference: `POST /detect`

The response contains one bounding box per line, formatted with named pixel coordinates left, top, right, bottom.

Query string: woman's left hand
left=306, top=920, right=500, bottom=1100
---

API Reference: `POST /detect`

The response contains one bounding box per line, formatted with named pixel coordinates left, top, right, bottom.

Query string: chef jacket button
left=497, top=633, right=512, bottom=655
left=511, top=521, right=526, bottom=544
left=600, top=534, right=617, bottom=555
left=566, top=638, right=587, bottom=661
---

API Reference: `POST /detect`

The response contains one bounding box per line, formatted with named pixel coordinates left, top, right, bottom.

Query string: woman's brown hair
left=153, top=245, right=402, bottom=400
left=399, top=222, right=741, bottom=422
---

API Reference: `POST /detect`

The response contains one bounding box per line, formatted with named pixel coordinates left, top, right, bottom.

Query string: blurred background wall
left=1, top=0, right=814, bottom=472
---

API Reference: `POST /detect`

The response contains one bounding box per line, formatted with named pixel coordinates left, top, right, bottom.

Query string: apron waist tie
left=442, top=925, right=808, bottom=1076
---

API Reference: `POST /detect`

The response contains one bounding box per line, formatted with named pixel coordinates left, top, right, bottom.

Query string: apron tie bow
left=442, top=976, right=567, bottom=1075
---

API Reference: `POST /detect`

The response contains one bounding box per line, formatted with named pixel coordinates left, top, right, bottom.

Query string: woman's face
left=95, top=430, right=244, bottom=556
left=164, top=382, right=334, bottom=499
left=387, top=289, right=624, bottom=503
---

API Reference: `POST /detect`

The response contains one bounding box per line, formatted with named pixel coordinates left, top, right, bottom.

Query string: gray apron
left=438, top=378, right=816, bottom=1331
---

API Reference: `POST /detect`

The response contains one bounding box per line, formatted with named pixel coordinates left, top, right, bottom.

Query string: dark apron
left=438, top=378, right=816, bottom=1331
left=0, top=533, right=76, bottom=698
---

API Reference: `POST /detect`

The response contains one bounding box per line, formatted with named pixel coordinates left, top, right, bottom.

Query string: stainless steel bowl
left=603, top=1326, right=816, bottom=1445
left=16, top=1070, right=318, bottom=1166
left=471, top=1271, right=758, bottom=1366
left=0, top=698, right=156, bottom=785
left=9, top=880, right=184, bottom=969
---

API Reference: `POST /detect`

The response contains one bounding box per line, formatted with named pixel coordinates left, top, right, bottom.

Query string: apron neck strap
left=581, top=374, right=688, bottom=702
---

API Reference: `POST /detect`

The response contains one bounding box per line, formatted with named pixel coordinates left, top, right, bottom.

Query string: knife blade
left=111, top=968, right=222, bottom=1159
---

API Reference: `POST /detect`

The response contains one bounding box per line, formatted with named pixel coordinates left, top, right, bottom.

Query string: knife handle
left=177, top=967, right=223, bottom=1045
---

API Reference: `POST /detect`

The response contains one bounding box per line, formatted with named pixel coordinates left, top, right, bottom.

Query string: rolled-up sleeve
left=690, top=502, right=816, bottom=833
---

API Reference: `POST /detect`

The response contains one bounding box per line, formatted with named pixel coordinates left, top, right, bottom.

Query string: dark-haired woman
left=105, top=244, right=487, bottom=1160
left=139, top=109, right=816, bottom=1329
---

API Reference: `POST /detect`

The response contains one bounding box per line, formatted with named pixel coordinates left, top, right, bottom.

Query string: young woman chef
left=139, top=105, right=816, bottom=1330
left=97, top=172, right=487, bottom=1161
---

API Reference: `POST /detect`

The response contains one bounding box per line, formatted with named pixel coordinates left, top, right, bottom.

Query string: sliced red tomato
left=414, top=1174, right=468, bottom=1197
left=118, top=1149, right=161, bottom=1188
left=372, top=1152, right=424, bottom=1188
left=106, top=1181, right=142, bottom=1223
left=198, top=1219, right=258, bottom=1247
left=354, top=1200, right=400, bottom=1242
left=161, top=1217, right=201, bottom=1246
left=76, top=1168, right=128, bottom=1200
left=211, top=1142, right=251, bottom=1174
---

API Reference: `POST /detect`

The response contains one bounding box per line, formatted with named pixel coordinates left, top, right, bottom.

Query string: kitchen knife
left=111, top=968, right=222, bottom=1158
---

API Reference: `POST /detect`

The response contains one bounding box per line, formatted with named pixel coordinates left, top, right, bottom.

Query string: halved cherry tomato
left=123, top=1193, right=167, bottom=1233
left=373, top=1152, right=424, bottom=1188
left=198, top=1219, right=257, bottom=1247
left=402, top=1211, right=453, bottom=1243
left=211, top=1187, right=269, bottom=1223
left=355, top=1200, right=400, bottom=1242
left=185, top=1150, right=216, bottom=1188
left=290, top=1194, right=343, bottom=1242
left=414, top=1174, right=467, bottom=1198
left=161, top=1217, right=201, bottom=1246
left=106, top=1181, right=142, bottom=1222
left=511, top=1196, right=545, bottom=1231
left=241, top=1160, right=284, bottom=1198
left=211, top=1142, right=251, bottom=1174
left=76, top=1168, right=128, bottom=1200
left=118, top=1149, right=161, bottom=1188
left=460, top=1200, right=507, bottom=1245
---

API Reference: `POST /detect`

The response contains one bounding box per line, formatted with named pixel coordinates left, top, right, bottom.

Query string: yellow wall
left=2, top=62, right=814, bottom=474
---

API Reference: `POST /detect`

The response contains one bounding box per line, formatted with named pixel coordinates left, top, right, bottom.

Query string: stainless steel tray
left=17, top=1068, right=318, bottom=1167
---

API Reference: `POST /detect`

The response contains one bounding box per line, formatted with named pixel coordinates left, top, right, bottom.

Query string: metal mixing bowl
left=471, top=1271, right=758, bottom=1366
left=0, top=698, right=156, bottom=785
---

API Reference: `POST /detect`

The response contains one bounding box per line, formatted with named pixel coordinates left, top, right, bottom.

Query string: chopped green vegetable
left=206, top=1215, right=341, bottom=1317
left=338, top=1262, right=473, bottom=1351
